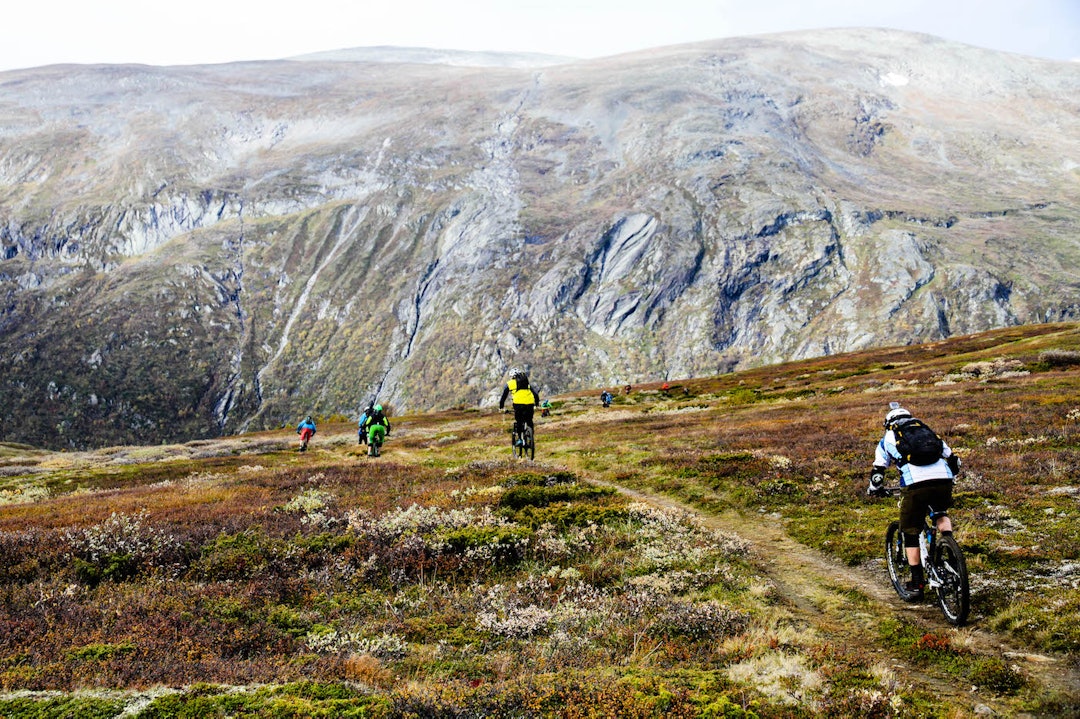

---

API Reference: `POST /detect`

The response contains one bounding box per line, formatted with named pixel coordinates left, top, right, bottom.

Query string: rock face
left=1, top=29, right=1079, bottom=448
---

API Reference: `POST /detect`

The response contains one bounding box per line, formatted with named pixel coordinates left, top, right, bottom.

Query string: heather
left=1, top=323, right=1078, bottom=717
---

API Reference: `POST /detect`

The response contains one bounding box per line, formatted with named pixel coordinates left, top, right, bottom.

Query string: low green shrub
left=65, top=643, right=135, bottom=661
left=439, top=525, right=530, bottom=563
left=509, top=504, right=628, bottom=529
left=968, top=656, right=1025, bottom=694
left=499, top=484, right=616, bottom=509
left=0, top=696, right=124, bottom=719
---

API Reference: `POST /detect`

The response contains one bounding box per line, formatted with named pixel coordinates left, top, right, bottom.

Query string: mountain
left=1, top=29, right=1078, bottom=449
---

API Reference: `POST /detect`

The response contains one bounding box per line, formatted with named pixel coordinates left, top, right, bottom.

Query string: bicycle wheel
left=512, top=428, right=522, bottom=459
left=933, top=535, right=970, bottom=626
left=524, top=426, right=534, bottom=461
left=885, top=521, right=922, bottom=602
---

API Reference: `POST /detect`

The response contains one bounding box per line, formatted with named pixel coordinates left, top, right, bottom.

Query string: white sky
left=2, top=0, right=1077, bottom=72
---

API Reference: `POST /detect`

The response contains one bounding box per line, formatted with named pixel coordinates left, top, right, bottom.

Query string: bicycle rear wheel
left=512, top=428, right=522, bottom=459
left=885, top=521, right=922, bottom=602
left=524, top=426, right=534, bottom=460
left=933, top=535, right=970, bottom=626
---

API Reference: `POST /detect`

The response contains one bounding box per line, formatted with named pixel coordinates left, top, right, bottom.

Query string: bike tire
left=885, top=521, right=922, bottom=602
left=512, top=430, right=521, bottom=459
left=933, top=535, right=970, bottom=626
left=525, top=426, right=534, bottom=461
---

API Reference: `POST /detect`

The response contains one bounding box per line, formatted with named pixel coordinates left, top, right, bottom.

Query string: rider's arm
left=940, top=439, right=960, bottom=475
left=868, top=435, right=893, bottom=495
left=874, top=435, right=896, bottom=468
left=533, top=387, right=540, bottom=406
left=499, top=384, right=510, bottom=409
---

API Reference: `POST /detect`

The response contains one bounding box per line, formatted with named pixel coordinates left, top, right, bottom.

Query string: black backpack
left=893, top=418, right=944, bottom=466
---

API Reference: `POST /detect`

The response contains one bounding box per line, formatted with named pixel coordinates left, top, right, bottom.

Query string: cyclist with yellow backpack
left=499, top=368, right=540, bottom=445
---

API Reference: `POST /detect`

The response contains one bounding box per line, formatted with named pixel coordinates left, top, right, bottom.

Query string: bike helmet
left=884, top=405, right=911, bottom=428
left=509, top=367, right=523, bottom=379
left=374, top=404, right=382, bottom=412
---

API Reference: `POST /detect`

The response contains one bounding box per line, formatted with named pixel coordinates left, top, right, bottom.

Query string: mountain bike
left=367, top=428, right=387, bottom=457
left=512, top=422, right=534, bottom=460
left=879, top=487, right=970, bottom=626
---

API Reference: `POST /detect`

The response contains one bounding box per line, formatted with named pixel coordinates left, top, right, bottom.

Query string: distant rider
left=868, top=403, right=960, bottom=595
left=600, top=390, right=613, bottom=407
left=361, top=404, right=391, bottom=454
left=357, top=402, right=374, bottom=445
left=499, top=368, right=539, bottom=442
left=296, top=415, right=317, bottom=452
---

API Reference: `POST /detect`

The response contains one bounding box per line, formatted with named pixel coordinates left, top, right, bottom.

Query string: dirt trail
left=595, top=478, right=1080, bottom=717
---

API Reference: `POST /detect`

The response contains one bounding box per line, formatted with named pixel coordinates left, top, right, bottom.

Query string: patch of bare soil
left=597, top=479, right=1080, bottom=717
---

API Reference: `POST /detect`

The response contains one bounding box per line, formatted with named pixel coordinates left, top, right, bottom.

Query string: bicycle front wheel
left=933, top=535, right=970, bottom=626
left=885, top=521, right=922, bottom=602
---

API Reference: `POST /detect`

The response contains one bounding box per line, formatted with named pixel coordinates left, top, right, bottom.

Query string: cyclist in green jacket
left=361, top=404, right=391, bottom=453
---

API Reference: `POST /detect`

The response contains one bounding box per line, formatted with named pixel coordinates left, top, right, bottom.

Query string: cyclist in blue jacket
left=296, top=415, right=317, bottom=452
left=357, top=403, right=373, bottom=445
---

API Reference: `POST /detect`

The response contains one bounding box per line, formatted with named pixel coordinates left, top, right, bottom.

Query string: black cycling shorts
left=513, top=403, right=535, bottom=432
left=900, top=479, right=953, bottom=536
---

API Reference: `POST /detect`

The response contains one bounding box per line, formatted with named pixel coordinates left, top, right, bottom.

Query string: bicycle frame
left=919, top=509, right=946, bottom=590
left=880, top=486, right=969, bottom=625
left=511, top=421, right=534, bottom=460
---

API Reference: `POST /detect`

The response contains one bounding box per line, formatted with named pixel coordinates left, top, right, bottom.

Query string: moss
left=507, top=504, right=628, bottom=528
left=65, top=643, right=136, bottom=661
left=498, top=484, right=617, bottom=510
left=0, top=696, right=125, bottom=719
left=137, top=683, right=389, bottom=718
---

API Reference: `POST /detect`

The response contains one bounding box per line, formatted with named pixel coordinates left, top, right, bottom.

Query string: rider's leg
left=513, top=404, right=531, bottom=442
left=520, top=404, right=535, bottom=434
left=899, top=490, right=926, bottom=588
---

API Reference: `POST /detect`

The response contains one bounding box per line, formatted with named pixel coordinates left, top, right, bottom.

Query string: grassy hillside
left=1, top=322, right=1078, bottom=717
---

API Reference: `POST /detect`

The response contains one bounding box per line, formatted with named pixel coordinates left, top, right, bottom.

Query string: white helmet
left=884, top=404, right=911, bottom=428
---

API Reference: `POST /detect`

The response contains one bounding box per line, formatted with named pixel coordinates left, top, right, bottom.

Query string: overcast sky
left=2, top=0, right=1077, bottom=73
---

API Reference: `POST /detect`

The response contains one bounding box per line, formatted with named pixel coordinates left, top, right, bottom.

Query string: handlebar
left=873, top=486, right=903, bottom=497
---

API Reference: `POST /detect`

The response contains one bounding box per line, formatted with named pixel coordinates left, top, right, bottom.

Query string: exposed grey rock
left=1, top=29, right=1078, bottom=448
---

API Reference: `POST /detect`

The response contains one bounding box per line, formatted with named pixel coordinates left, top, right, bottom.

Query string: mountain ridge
left=1, top=28, right=1078, bottom=448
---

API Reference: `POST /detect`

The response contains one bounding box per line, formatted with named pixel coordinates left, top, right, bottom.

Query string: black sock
left=910, top=564, right=924, bottom=585
left=941, top=530, right=952, bottom=536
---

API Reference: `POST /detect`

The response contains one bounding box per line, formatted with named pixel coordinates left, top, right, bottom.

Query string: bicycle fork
left=918, top=530, right=942, bottom=590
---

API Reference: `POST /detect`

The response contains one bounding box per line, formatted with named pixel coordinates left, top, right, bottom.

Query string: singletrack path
left=592, top=478, right=1080, bottom=717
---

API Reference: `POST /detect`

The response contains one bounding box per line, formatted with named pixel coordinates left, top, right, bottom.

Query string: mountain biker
left=357, top=402, right=373, bottom=446
left=540, top=399, right=552, bottom=417
left=296, top=415, right=317, bottom=452
left=868, top=403, right=960, bottom=595
left=361, top=404, right=391, bottom=454
left=600, top=390, right=613, bottom=407
left=499, top=368, right=539, bottom=444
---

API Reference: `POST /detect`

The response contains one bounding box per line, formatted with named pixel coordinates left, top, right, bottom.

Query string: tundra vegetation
left=0, top=322, right=1078, bottom=717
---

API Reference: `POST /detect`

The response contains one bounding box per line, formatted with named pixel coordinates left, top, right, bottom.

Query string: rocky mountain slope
left=1, top=29, right=1078, bottom=448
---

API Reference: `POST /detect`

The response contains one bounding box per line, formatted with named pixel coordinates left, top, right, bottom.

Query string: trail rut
left=595, top=478, right=1080, bottom=717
